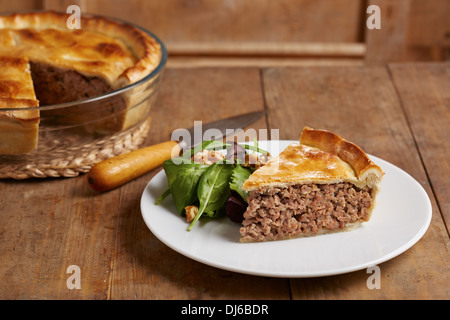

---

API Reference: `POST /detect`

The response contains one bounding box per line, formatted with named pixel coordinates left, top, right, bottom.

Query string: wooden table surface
left=1, top=63, right=449, bottom=300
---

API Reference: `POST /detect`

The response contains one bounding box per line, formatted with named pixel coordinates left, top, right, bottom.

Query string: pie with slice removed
left=0, top=11, right=162, bottom=154
left=240, top=126, right=384, bottom=242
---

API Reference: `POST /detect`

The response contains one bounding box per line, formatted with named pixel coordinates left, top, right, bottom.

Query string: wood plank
left=0, top=0, right=43, bottom=12
left=0, top=177, right=117, bottom=299
left=167, top=56, right=364, bottom=68
left=388, top=62, right=450, bottom=232
left=76, top=0, right=363, bottom=45
left=365, top=0, right=410, bottom=63
left=364, top=0, right=438, bottom=63
left=168, top=42, right=366, bottom=58
left=1, top=63, right=447, bottom=299
left=43, top=0, right=86, bottom=11
left=107, top=67, right=289, bottom=299
left=262, top=66, right=450, bottom=299
left=406, top=0, right=450, bottom=48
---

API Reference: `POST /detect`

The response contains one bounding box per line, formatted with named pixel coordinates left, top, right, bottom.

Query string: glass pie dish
left=0, top=13, right=168, bottom=179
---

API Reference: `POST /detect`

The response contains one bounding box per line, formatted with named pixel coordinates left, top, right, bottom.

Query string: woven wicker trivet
left=0, top=118, right=151, bottom=180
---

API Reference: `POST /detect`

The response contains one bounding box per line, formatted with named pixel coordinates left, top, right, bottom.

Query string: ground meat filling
left=240, top=183, right=373, bottom=242
left=30, top=61, right=113, bottom=105
left=30, top=61, right=127, bottom=133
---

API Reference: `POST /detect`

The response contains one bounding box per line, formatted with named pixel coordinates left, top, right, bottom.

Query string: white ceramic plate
left=140, top=140, right=432, bottom=278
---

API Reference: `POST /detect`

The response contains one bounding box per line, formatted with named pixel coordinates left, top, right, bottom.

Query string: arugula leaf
left=162, top=160, right=209, bottom=215
left=229, top=164, right=252, bottom=203
left=242, top=144, right=268, bottom=154
left=203, top=140, right=231, bottom=151
left=188, top=163, right=234, bottom=231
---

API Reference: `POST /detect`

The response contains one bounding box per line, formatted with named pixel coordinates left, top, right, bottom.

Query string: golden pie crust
left=243, top=126, right=384, bottom=192
left=0, top=11, right=162, bottom=154
left=0, top=56, right=39, bottom=154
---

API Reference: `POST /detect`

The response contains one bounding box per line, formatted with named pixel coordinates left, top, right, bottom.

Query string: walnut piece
left=185, top=205, right=198, bottom=222
left=193, top=149, right=225, bottom=165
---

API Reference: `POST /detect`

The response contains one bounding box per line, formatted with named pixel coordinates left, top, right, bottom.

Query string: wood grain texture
left=43, top=0, right=87, bottom=11
left=262, top=65, right=449, bottom=299
left=0, top=65, right=448, bottom=299
left=365, top=0, right=450, bottom=63
left=167, top=42, right=366, bottom=58
left=0, top=0, right=42, bottom=12
left=388, top=62, right=450, bottom=233
left=167, top=56, right=364, bottom=68
left=365, top=0, right=414, bottom=63
left=406, top=0, right=450, bottom=48
left=0, top=177, right=117, bottom=299
left=82, top=0, right=363, bottom=44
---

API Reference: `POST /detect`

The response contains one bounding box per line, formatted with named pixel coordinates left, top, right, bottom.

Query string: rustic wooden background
left=0, top=0, right=449, bottom=300
left=1, top=0, right=449, bottom=66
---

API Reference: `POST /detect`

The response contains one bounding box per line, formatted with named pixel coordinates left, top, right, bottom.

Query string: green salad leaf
left=155, top=188, right=171, bottom=205
left=162, top=160, right=209, bottom=215
left=156, top=139, right=270, bottom=231
left=242, top=144, right=268, bottom=155
left=188, top=163, right=234, bottom=231
left=229, top=164, right=252, bottom=203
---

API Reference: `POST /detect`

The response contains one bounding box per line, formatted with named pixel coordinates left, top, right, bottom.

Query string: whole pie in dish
left=0, top=11, right=162, bottom=154
left=240, top=126, right=384, bottom=242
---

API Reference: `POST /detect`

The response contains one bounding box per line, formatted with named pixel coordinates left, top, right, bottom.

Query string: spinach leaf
left=229, top=164, right=252, bottom=203
left=188, top=162, right=234, bottom=231
left=162, top=160, right=209, bottom=215
left=162, top=159, right=180, bottom=187
left=205, top=206, right=226, bottom=219
left=155, top=188, right=171, bottom=205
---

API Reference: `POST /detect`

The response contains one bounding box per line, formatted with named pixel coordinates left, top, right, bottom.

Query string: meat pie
left=0, top=11, right=162, bottom=154
left=240, top=126, right=384, bottom=242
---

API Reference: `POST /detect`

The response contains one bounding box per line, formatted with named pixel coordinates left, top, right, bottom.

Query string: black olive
left=225, top=191, right=248, bottom=223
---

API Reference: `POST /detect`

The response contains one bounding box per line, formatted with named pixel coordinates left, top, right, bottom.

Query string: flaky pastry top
left=0, top=56, right=39, bottom=123
left=242, top=127, right=384, bottom=192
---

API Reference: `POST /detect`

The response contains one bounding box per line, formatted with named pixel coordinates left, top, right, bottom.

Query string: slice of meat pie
left=240, top=126, right=384, bottom=243
left=0, top=56, right=39, bottom=154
